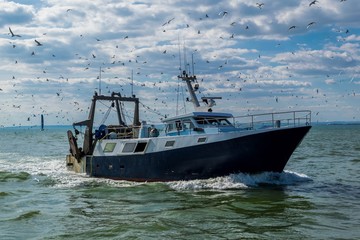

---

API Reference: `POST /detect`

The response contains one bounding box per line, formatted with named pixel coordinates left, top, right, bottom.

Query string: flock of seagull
left=1, top=0, right=357, bottom=126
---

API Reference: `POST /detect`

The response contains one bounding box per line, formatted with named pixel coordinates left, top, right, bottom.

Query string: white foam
left=1, top=154, right=312, bottom=190
left=167, top=171, right=312, bottom=191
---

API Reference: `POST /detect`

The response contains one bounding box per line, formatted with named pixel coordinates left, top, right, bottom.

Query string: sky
left=0, top=0, right=359, bottom=127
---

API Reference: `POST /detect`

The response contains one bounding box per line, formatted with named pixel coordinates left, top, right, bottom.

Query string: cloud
left=0, top=2, right=34, bottom=27
left=325, top=79, right=336, bottom=85
left=0, top=0, right=359, bottom=126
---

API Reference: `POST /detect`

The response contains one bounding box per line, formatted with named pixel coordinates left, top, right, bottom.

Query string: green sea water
left=0, top=125, right=359, bottom=239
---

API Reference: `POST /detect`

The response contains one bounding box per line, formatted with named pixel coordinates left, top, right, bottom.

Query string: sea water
left=0, top=125, right=359, bottom=239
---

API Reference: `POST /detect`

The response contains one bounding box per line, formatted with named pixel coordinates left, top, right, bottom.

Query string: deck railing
left=232, top=110, right=311, bottom=130
left=98, top=110, right=311, bottom=139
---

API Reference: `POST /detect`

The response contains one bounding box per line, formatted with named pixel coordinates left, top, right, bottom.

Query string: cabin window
left=175, top=121, right=182, bottom=130
left=195, top=117, right=207, bottom=125
left=182, top=119, right=194, bottom=129
left=122, top=142, right=137, bottom=153
left=197, top=137, right=207, bottom=143
left=207, top=118, right=219, bottom=125
left=165, top=140, right=175, bottom=147
left=134, top=142, right=148, bottom=153
left=166, top=123, right=175, bottom=132
left=218, top=118, right=232, bottom=126
left=103, top=142, right=116, bottom=152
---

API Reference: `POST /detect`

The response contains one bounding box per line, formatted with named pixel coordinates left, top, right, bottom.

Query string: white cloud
left=0, top=0, right=359, bottom=126
left=325, top=79, right=336, bottom=85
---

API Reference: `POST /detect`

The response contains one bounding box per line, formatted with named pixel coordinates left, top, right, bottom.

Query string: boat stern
left=66, top=154, right=90, bottom=174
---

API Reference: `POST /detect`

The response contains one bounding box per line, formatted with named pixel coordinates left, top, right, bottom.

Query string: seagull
left=309, top=0, right=318, bottom=7
left=35, top=39, right=42, bottom=46
left=256, top=3, right=264, bottom=9
left=307, top=22, right=316, bottom=28
left=162, top=17, right=175, bottom=26
left=218, top=11, right=228, bottom=17
left=288, top=25, right=297, bottom=30
left=9, top=27, right=21, bottom=37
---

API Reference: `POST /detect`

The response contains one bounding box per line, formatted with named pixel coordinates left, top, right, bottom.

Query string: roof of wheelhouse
left=162, top=112, right=233, bottom=123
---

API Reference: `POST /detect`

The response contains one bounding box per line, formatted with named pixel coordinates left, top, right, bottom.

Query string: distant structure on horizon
left=41, top=114, right=44, bottom=131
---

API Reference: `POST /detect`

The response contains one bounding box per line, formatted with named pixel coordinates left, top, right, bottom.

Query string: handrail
left=97, top=110, right=311, bottom=139
left=232, top=110, right=311, bottom=130
left=99, top=125, right=142, bottom=140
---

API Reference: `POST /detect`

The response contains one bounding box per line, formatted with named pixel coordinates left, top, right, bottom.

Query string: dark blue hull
left=88, top=126, right=311, bottom=181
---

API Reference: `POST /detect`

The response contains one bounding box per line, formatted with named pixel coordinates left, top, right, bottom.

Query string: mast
left=99, top=67, right=102, bottom=95
left=131, top=69, right=134, bottom=97
left=178, top=51, right=222, bottom=111
left=178, top=70, right=200, bottom=108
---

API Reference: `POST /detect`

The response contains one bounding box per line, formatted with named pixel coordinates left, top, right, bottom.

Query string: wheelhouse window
left=194, top=117, right=232, bottom=127
left=122, top=142, right=137, bottom=153
left=122, top=142, right=148, bottom=153
left=166, top=123, right=175, bottom=132
left=166, top=119, right=194, bottom=132
left=195, top=117, right=207, bottom=125
left=134, top=142, right=148, bottom=153
left=218, top=118, right=232, bottom=126
left=103, top=142, right=116, bottom=152
left=175, top=120, right=182, bottom=130
left=182, top=119, right=194, bottom=129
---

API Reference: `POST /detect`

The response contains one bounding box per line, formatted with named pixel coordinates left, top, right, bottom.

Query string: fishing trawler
left=66, top=70, right=311, bottom=181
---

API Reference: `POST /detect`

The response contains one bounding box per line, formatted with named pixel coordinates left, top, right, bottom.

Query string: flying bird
left=307, top=22, right=316, bottom=28
left=288, top=25, right=297, bottom=30
left=218, top=11, right=228, bottom=17
left=9, top=27, right=21, bottom=37
left=309, top=0, right=318, bottom=7
left=35, top=39, right=42, bottom=46
left=162, top=17, right=175, bottom=26
left=256, top=3, right=264, bottom=9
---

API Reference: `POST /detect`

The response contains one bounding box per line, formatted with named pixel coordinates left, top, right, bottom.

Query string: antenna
left=183, top=40, right=187, bottom=73
left=131, top=69, right=134, bottom=97
left=176, top=36, right=182, bottom=115
left=191, top=52, right=195, bottom=76
left=99, top=66, right=102, bottom=95
left=178, top=35, right=182, bottom=74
